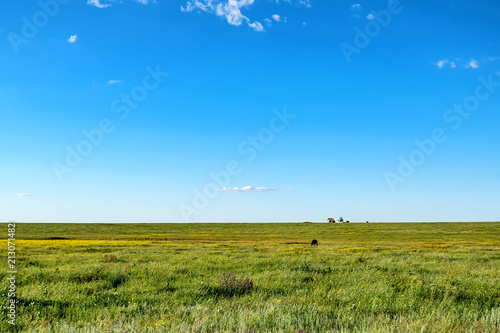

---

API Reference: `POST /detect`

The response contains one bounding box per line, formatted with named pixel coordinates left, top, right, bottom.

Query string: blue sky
left=1, top=0, right=499, bottom=223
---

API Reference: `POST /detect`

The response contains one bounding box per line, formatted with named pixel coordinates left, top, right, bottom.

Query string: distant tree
left=339, top=217, right=344, bottom=223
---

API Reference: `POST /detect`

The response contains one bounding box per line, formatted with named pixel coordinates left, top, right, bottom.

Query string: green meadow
left=2, top=222, right=500, bottom=332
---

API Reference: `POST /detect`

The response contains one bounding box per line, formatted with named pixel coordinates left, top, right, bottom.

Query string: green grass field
left=2, top=222, right=500, bottom=332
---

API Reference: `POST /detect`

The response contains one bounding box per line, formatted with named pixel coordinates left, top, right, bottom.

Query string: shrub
left=201, top=272, right=254, bottom=297
left=219, top=272, right=253, bottom=289
left=103, top=254, right=119, bottom=262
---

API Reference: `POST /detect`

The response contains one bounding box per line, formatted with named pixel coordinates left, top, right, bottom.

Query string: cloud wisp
left=435, top=58, right=486, bottom=69
left=107, top=79, right=123, bottom=85
left=67, top=35, right=78, bottom=43
left=87, top=0, right=112, bottom=8
left=87, top=0, right=301, bottom=31
left=350, top=3, right=361, bottom=11
left=436, top=59, right=450, bottom=69
left=203, top=185, right=277, bottom=193
left=17, top=193, right=33, bottom=197
left=181, top=0, right=265, bottom=32
left=181, top=0, right=302, bottom=31
left=466, top=59, right=479, bottom=69
left=88, top=0, right=153, bottom=8
left=275, top=0, right=311, bottom=7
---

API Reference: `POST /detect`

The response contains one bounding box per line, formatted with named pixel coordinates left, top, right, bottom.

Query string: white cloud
left=435, top=58, right=485, bottom=69
left=350, top=3, right=361, bottom=11
left=87, top=0, right=155, bottom=7
left=181, top=0, right=214, bottom=12
left=107, top=79, right=123, bottom=85
left=467, top=59, right=479, bottom=69
left=206, top=186, right=277, bottom=193
left=436, top=59, right=448, bottom=68
left=284, top=188, right=296, bottom=191
left=181, top=0, right=301, bottom=31
left=248, top=21, right=265, bottom=32
left=275, top=0, right=311, bottom=7
left=88, top=0, right=154, bottom=7
left=18, top=193, right=33, bottom=197
left=366, top=13, right=374, bottom=20
left=180, top=2, right=194, bottom=11
left=67, top=35, right=78, bottom=43
left=270, top=14, right=286, bottom=23
left=87, top=0, right=111, bottom=8
left=215, top=0, right=254, bottom=27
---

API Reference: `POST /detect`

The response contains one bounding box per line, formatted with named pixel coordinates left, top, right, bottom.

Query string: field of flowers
left=2, top=222, right=500, bottom=332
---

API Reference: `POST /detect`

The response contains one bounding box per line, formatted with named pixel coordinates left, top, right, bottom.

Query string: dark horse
left=311, top=239, right=318, bottom=246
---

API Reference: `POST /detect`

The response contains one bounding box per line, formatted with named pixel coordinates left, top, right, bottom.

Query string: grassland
left=2, top=222, right=500, bottom=332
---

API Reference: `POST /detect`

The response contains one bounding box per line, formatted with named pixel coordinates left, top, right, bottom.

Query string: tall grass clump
left=201, top=272, right=254, bottom=297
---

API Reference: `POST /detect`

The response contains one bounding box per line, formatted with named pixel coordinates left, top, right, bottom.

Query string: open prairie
left=2, top=222, right=500, bottom=332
